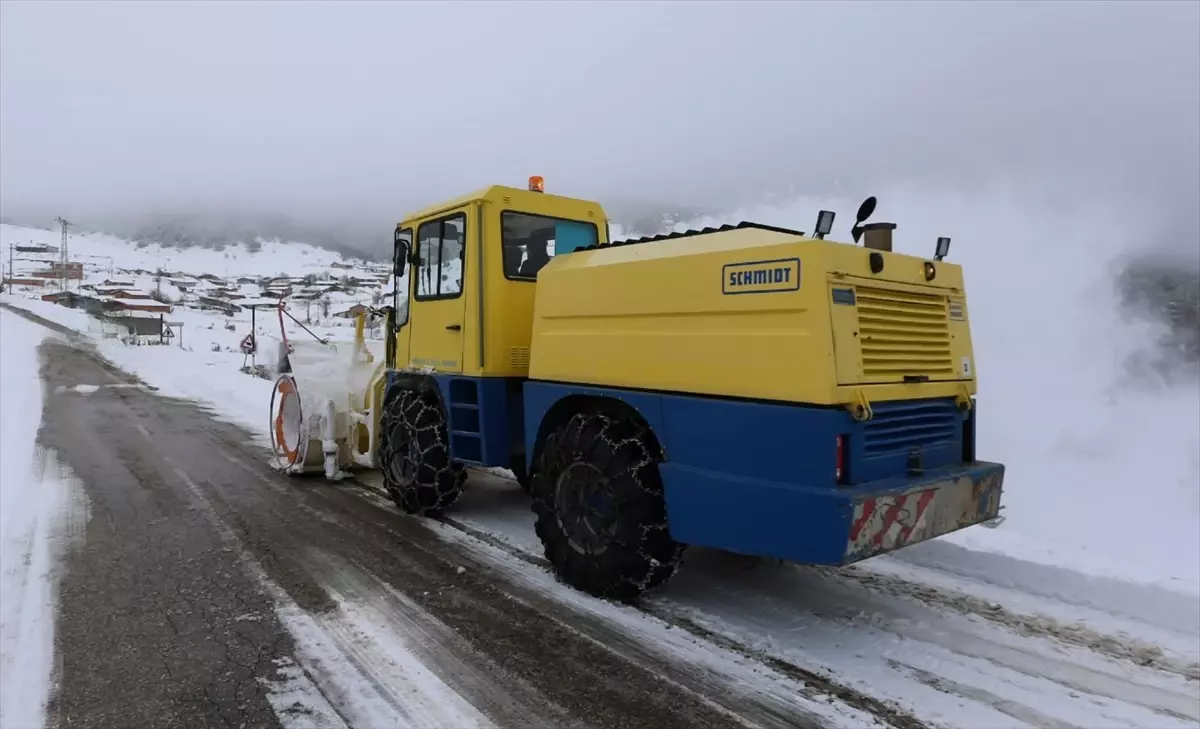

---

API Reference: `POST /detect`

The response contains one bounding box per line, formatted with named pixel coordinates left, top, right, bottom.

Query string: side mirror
left=394, top=237, right=409, bottom=277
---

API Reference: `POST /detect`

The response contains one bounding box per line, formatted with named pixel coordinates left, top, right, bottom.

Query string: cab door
left=407, top=209, right=469, bottom=372
left=388, top=226, right=413, bottom=370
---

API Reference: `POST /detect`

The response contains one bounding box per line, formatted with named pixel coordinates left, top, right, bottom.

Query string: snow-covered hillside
left=2, top=222, right=396, bottom=333
left=1, top=223, right=376, bottom=280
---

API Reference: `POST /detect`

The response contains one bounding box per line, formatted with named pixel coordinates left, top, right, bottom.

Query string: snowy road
left=10, top=307, right=860, bottom=729
left=4, top=303, right=1199, bottom=729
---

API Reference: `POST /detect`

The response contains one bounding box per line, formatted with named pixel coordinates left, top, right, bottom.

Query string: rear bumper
left=660, top=460, right=1005, bottom=566
left=843, top=461, right=1004, bottom=563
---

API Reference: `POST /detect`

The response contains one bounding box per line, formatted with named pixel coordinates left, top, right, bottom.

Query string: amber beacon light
left=528, top=175, right=545, bottom=193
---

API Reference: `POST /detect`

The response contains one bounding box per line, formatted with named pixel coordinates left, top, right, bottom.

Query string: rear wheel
left=378, top=389, right=465, bottom=514
left=530, top=411, right=685, bottom=601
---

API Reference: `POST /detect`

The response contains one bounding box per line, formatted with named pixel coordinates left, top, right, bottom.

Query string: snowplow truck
left=270, top=177, right=1005, bottom=601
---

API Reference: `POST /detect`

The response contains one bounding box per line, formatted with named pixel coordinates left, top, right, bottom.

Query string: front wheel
left=378, top=390, right=465, bottom=515
left=530, top=411, right=685, bottom=601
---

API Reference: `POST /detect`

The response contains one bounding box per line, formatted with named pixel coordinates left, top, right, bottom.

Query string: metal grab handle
left=445, top=324, right=462, bottom=331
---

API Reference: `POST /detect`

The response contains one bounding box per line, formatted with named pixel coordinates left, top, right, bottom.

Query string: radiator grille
left=856, top=285, right=954, bottom=381
left=863, top=399, right=959, bottom=455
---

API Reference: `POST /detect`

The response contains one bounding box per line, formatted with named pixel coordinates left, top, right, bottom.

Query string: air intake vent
left=856, top=285, right=954, bottom=382
left=509, top=346, right=530, bottom=369
left=863, top=399, right=959, bottom=456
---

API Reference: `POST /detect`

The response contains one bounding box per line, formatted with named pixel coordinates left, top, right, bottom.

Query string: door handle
left=445, top=324, right=462, bottom=331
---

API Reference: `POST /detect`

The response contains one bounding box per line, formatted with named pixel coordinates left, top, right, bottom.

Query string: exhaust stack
left=861, top=222, right=896, bottom=252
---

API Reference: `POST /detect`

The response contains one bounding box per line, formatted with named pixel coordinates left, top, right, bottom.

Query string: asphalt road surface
left=21, top=311, right=806, bottom=729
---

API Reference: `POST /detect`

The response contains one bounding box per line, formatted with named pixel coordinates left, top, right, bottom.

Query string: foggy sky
left=1, top=0, right=1197, bottom=246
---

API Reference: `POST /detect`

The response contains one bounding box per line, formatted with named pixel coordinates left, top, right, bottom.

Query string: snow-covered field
left=2, top=181, right=1198, bottom=728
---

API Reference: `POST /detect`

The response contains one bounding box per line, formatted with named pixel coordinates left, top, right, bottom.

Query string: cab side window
left=415, top=213, right=466, bottom=300
left=501, top=211, right=597, bottom=281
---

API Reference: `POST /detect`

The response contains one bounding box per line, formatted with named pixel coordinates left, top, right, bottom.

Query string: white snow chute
left=268, top=303, right=387, bottom=480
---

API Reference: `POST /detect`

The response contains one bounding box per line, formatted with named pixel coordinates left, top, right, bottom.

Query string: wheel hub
left=384, top=423, right=420, bottom=487
left=555, top=462, right=618, bottom=555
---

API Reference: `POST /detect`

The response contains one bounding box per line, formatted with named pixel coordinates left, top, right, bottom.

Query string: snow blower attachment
left=268, top=303, right=386, bottom=480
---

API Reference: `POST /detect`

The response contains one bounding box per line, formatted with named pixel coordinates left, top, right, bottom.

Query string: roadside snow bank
left=0, top=310, right=90, bottom=729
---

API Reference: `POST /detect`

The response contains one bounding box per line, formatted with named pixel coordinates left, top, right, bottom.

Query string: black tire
left=378, top=389, right=466, bottom=515
left=530, top=411, right=685, bottom=601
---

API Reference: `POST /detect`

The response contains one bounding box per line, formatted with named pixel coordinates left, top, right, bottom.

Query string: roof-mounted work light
left=813, top=210, right=835, bottom=240
left=934, top=236, right=951, bottom=261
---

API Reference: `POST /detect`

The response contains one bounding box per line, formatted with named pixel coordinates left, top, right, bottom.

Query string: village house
left=3, top=276, right=49, bottom=288
left=96, top=285, right=153, bottom=299
left=107, top=298, right=172, bottom=314
left=29, top=262, right=85, bottom=280
left=106, top=310, right=167, bottom=337
left=196, top=295, right=239, bottom=316
left=14, top=243, right=59, bottom=254
left=40, top=291, right=77, bottom=304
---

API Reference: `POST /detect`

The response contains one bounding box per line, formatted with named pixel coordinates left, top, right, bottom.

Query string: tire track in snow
left=169, top=464, right=497, bottom=729
left=300, top=549, right=578, bottom=729
left=837, top=563, right=1200, bottom=680
left=435, top=514, right=923, bottom=729
left=377, top=473, right=1199, bottom=729
left=889, top=662, right=1082, bottom=729
left=348, top=479, right=904, bottom=729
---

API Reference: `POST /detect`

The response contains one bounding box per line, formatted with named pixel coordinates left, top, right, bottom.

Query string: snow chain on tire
left=530, top=411, right=686, bottom=601
left=379, top=389, right=466, bottom=515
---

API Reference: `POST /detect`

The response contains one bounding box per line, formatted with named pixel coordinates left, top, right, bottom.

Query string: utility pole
left=54, top=216, right=71, bottom=292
